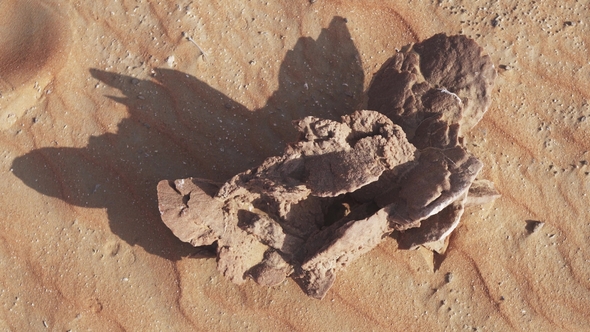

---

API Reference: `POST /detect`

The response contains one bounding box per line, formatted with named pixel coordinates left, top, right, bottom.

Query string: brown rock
left=157, top=110, right=417, bottom=292
left=213, top=110, right=416, bottom=246
left=248, top=250, right=293, bottom=287
left=397, top=192, right=467, bottom=253
left=291, top=110, right=417, bottom=196
left=464, top=179, right=501, bottom=207
left=157, top=178, right=270, bottom=284
left=367, top=33, right=496, bottom=141
left=299, top=208, right=392, bottom=299
left=378, top=146, right=483, bottom=230
left=157, top=178, right=224, bottom=247
left=156, top=35, right=496, bottom=300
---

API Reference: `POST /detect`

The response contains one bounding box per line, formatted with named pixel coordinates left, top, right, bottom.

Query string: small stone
left=165, top=55, right=175, bottom=67
left=491, top=15, right=500, bottom=27
left=445, top=272, right=453, bottom=283
left=526, top=220, right=545, bottom=233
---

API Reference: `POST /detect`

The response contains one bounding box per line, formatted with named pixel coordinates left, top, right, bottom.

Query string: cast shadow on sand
left=12, top=17, right=365, bottom=260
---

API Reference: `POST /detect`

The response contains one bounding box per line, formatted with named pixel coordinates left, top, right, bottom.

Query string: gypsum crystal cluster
left=157, top=33, right=499, bottom=299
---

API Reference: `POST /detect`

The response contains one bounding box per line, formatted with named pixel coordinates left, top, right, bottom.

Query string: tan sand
left=1, top=0, right=589, bottom=330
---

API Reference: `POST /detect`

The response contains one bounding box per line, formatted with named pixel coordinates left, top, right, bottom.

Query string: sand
left=1, top=0, right=589, bottom=330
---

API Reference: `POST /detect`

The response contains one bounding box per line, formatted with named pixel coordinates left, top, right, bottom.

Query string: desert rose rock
left=158, top=110, right=417, bottom=292
left=157, top=34, right=499, bottom=299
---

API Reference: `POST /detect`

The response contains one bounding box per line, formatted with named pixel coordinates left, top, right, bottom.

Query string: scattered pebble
left=166, top=55, right=175, bottom=67
left=491, top=15, right=501, bottom=27
left=445, top=272, right=453, bottom=283
left=526, top=220, right=545, bottom=234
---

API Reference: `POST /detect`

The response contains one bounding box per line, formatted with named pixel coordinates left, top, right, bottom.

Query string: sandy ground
left=1, top=0, right=590, bottom=330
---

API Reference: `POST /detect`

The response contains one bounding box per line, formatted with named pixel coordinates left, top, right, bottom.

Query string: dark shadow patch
left=525, top=219, right=545, bottom=234
left=11, top=16, right=364, bottom=261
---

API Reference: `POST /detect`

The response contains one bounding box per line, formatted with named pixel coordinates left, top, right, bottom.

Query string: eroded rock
left=367, top=33, right=496, bottom=142
left=378, top=146, right=483, bottom=230
left=157, top=34, right=499, bottom=299
left=158, top=110, right=417, bottom=293
left=299, top=207, right=391, bottom=299
left=157, top=178, right=223, bottom=247
left=464, top=179, right=501, bottom=207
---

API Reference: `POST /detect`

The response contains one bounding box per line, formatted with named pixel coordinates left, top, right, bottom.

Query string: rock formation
left=157, top=34, right=499, bottom=299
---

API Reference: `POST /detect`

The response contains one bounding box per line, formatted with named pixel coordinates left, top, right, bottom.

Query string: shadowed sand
left=12, top=17, right=363, bottom=261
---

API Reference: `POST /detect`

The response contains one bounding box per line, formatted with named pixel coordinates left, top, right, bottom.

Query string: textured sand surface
left=1, top=0, right=590, bottom=330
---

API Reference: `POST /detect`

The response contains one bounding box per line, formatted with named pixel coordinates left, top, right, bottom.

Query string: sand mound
left=0, top=0, right=69, bottom=129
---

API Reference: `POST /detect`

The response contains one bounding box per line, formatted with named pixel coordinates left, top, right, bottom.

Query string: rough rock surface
left=378, top=146, right=483, bottom=230
left=158, top=110, right=417, bottom=296
left=397, top=192, right=468, bottom=253
left=299, top=207, right=391, bottom=299
left=158, top=34, right=498, bottom=299
left=157, top=178, right=223, bottom=247
left=464, top=179, right=501, bottom=207
left=367, top=33, right=497, bottom=143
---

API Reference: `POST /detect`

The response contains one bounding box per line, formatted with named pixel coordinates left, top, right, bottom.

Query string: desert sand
left=1, top=0, right=589, bottom=330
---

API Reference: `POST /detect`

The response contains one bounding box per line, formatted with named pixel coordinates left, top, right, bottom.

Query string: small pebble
left=166, top=55, right=175, bottom=67
left=445, top=272, right=453, bottom=283
left=526, top=220, right=545, bottom=233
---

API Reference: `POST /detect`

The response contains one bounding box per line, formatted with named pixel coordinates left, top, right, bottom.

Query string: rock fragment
left=464, top=179, right=501, bottom=207
left=526, top=220, right=545, bottom=234
left=367, top=33, right=496, bottom=141
left=377, top=146, right=483, bottom=230
left=397, top=192, right=467, bottom=253
left=158, top=110, right=416, bottom=294
left=157, top=178, right=223, bottom=247
left=299, top=208, right=391, bottom=299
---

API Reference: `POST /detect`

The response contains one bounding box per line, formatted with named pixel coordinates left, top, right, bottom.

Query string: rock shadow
left=11, top=16, right=364, bottom=260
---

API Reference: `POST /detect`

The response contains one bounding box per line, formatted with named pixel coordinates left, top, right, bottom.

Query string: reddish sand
left=1, top=0, right=589, bottom=330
